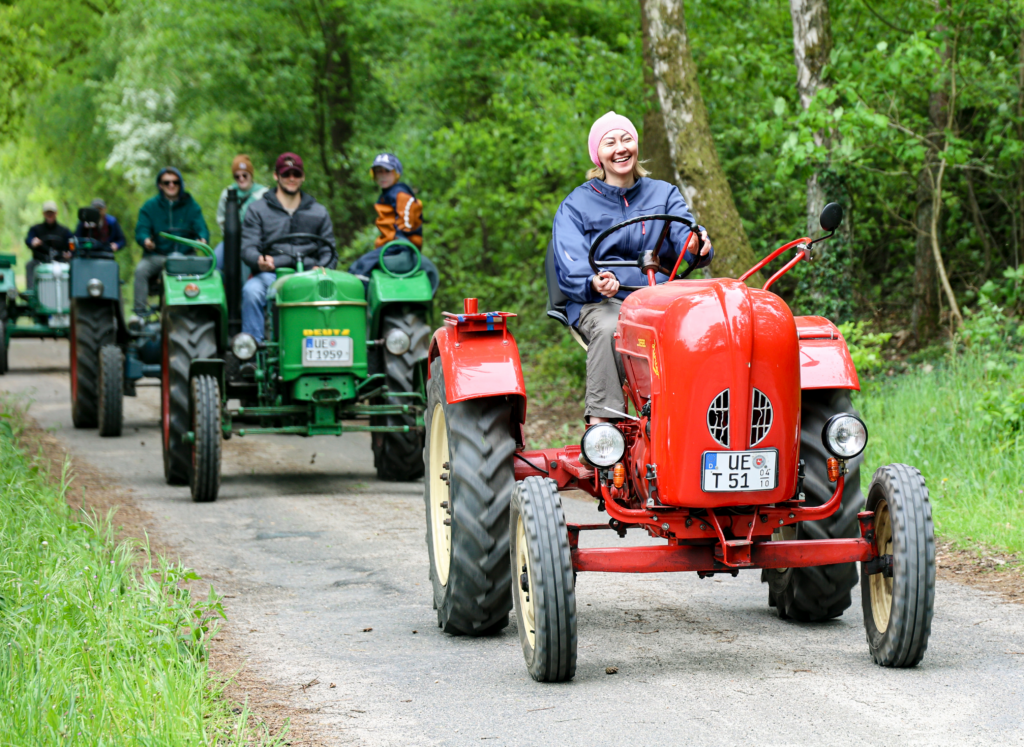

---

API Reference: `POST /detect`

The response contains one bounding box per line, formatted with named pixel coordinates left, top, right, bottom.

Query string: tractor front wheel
left=70, top=299, right=116, bottom=428
left=510, top=476, right=577, bottom=682
left=424, top=356, right=515, bottom=635
left=162, top=307, right=217, bottom=485
left=97, top=344, right=124, bottom=437
left=862, top=463, right=934, bottom=667
left=190, top=374, right=222, bottom=502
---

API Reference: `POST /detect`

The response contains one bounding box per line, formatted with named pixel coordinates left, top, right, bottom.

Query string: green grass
left=0, top=407, right=282, bottom=746
left=858, top=351, right=1024, bottom=554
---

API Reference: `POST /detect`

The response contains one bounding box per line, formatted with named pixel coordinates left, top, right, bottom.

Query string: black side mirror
left=78, top=207, right=101, bottom=225
left=819, top=202, right=843, bottom=232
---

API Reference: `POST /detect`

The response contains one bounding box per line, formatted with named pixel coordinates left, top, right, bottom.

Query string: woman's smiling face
left=597, top=129, right=637, bottom=180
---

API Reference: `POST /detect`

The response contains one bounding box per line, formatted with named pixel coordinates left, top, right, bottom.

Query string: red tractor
left=423, top=204, right=934, bottom=682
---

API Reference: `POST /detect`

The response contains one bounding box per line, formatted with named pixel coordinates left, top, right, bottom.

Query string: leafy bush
left=837, top=320, right=892, bottom=374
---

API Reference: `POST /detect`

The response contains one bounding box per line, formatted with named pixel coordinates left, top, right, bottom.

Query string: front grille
left=750, top=389, right=773, bottom=445
left=317, top=278, right=336, bottom=299
left=37, top=271, right=69, bottom=313
left=707, top=389, right=729, bottom=447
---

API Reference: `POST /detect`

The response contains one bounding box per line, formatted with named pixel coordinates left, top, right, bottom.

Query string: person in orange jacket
left=370, top=152, right=422, bottom=248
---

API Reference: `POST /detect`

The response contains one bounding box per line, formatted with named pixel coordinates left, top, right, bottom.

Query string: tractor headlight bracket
left=821, top=413, right=868, bottom=459
left=580, top=424, right=626, bottom=468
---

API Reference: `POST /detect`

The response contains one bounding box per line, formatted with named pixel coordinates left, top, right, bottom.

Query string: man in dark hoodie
left=240, top=152, right=335, bottom=341
left=132, top=167, right=210, bottom=318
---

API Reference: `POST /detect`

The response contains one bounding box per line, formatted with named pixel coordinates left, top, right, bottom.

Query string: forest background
left=3, top=0, right=1024, bottom=550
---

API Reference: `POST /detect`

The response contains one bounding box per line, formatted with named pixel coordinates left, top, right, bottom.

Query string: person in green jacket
left=132, top=167, right=210, bottom=318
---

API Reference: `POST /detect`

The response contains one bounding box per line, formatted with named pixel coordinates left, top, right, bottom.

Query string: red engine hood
left=616, top=279, right=800, bottom=508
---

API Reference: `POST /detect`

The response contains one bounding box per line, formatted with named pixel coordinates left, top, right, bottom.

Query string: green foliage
left=837, top=320, right=892, bottom=374
left=0, top=405, right=281, bottom=745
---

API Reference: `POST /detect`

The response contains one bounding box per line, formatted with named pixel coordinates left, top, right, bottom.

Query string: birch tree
left=639, top=0, right=761, bottom=282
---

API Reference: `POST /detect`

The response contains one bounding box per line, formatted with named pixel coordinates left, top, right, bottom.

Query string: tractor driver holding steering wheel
left=240, top=152, right=336, bottom=342
left=551, top=111, right=714, bottom=424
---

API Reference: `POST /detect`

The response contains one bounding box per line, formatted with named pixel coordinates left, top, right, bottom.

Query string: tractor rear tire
left=424, top=356, right=516, bottom=636
left=190, top=374, right=222, bottom=503
left=162, top=307, right=217, bottom=486
left=373, top=311, right=430, bottom=481
left=862, top=464, right=934, bottom=667
left=97, top=344, right=124, bottom=437
left=70, top=299, right=116, bottom=429
left=511, top=476, right=577, bottom=682
left=763, top=389, right=864, bottom=621
left=0, top=319, right=7, bottom=376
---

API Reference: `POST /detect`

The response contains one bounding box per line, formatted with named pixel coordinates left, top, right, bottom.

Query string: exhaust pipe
left=223, top=188, right=242, bottom=336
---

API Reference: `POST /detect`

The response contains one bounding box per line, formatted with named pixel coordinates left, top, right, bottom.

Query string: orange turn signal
left=612, top=462, right=626, bottom=488
left=826, top=457, right=840, bottom=483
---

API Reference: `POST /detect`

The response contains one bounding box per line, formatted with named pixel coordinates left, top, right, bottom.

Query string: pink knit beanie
left=588, top=111, right=639, bottom=167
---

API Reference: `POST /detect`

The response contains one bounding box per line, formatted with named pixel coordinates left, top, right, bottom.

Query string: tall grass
left=858, top=351, right=1024, bottom=553
left=0, top=409, right=279, bottom=745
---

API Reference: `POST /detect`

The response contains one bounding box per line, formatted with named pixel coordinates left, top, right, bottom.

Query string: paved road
left=4, top=338, right=1024, bottom=746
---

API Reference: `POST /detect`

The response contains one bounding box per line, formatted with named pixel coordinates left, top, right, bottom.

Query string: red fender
left=428, top=311, right=527, bottom=424
left=795, top=316, right=860, bottom=391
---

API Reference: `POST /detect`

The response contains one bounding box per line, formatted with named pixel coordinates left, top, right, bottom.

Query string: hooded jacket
left=241, top=190, right=336, bottom=271
left=551, top=176, right=713, bottom=326
left=135, top=168, right=210, bottom=256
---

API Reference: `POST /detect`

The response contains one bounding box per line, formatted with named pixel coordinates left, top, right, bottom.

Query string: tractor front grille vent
left=750, top=388, right=773, bottom=446
left=37, top=272, right=69, bottom=313
left=317, top=278, right=336, bottom=299
left=707, top=389, right=729, bottom=447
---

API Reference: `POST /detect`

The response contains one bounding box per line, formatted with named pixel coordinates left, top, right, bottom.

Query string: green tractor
left=151, top=192, right=434, bottom=501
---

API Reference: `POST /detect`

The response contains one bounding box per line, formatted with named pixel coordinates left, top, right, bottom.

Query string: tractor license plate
left=701, top=449, right=778, bottom=492
left=303, top=336, right=353, bottom=366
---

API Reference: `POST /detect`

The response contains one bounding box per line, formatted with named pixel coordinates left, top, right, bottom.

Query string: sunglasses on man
left=160, top=179, right=180, bottom=187
left=234, top=172, right=252, bottom=181
left=278, top=169, right=302, bottom=179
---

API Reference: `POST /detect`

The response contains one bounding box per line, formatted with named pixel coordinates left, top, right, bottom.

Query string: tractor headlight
left=821, top=413, right=868, bottom=459
left=231, top=333, right=257, bottom=361
left=385, top=328, right=411, bottom=356
left=183, top=283, right=200, bottom=298
left=87, top=278, right=104, bottom=297
left=580, top=424, right=626, bottom=468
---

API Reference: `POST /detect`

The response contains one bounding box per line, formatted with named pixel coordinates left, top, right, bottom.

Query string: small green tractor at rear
left=156, top=205, right=433, bottom=502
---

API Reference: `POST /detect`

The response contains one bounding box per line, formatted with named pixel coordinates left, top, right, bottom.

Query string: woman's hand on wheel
left=698, top=229, right=711, bottom=256
left=592, top=271, right=620, bottom=298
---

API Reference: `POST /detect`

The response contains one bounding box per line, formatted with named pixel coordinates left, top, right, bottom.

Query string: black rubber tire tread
left=190, top=374, right=222, bottom=503
left=0, top=319, right=7, bottom=375
left=97, top=344, right=124, bottom=437
left=764, top=389, right=864, bottom=621
left=373, top=311, right=430, bottom=481
left=163, top=307, right=217, bottom=486
left=511, top=476, right=577, bottom=682
left=425, top=356, right=516, bottom=635
left=71, top=299, right=116, bottom=429
left=862, top=463, right=935, bottom=667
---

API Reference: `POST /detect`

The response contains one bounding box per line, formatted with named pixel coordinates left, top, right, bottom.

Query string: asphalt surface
left=3, top=338, right=1024, bottom=746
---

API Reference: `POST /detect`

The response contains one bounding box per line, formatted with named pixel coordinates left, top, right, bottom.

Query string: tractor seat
left=165, top=253, right=214, bottom=277
left=544, top=239, right=589, bottom=351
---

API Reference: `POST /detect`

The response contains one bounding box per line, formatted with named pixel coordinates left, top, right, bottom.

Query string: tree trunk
left=789, top=0, right=833, bottom=235
left=639, top=0, right=761, bottom=282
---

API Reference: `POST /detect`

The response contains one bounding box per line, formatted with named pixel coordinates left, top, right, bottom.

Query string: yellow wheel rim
left=870, top=499, right=894, bottom=632
left=429, top=403, right=452, bottom=585
left=516, top=515, right=536, bottom=649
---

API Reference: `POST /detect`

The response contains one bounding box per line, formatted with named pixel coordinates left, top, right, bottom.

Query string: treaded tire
left=763, top=389, right=864, bottom=621
left=0, top=319, right=7, bottom=375
left=190, top=374, right=222, bottom=503
left=510, top=476, right=577, bottom=682
left=97, top=345, right=124, bottom=437
left=70, top=299, right=116, bottom=429
left=162, top=307, right=217, bottom=486
left=862, top=464, right=934, bottom=667
left=373, top=311, right=430, bottom=481
left=424, top=356, right=515, bottom=635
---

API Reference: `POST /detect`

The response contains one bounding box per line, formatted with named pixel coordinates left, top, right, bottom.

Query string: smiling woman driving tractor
left=551, top=111, right=714, bottom=424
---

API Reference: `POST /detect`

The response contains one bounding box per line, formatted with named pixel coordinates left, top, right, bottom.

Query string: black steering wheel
left=40, top=234, right=71, bottom=261
left=588, top=214, right=706, bottom=291
left=260, top=233, right=337, bottom=271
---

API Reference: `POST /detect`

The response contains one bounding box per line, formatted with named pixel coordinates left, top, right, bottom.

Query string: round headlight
left=580, top=424, right=626, bottom=468
left=821, top=413, right=868, bottom=459
left=231, top=333, right=258, bottom=361
left=86, top=278, right=104, bottom=297
left=183, top=283, right=200, bottom=298
left=385, top=328, right=411, bottom=356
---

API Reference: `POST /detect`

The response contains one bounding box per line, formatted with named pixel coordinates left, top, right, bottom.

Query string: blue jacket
left=74, top=214, right=127, bottom=251
left=551, top=177, right=713, bottom=326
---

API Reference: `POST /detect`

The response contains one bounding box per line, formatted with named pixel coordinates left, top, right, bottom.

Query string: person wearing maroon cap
left=239, top=152, right=336, bottom=341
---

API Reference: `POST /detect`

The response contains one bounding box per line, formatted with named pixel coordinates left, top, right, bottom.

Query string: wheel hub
left=869, top=499, right=894, bottom=631
left=428, top=404, right=452, bottom=585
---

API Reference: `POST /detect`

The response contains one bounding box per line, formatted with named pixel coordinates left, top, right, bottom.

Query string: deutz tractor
left=145, top=191, right=434, bottom=502
left=423, top=203, right=935, bottom=682
left=0, top=235, right=72, bottom=377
